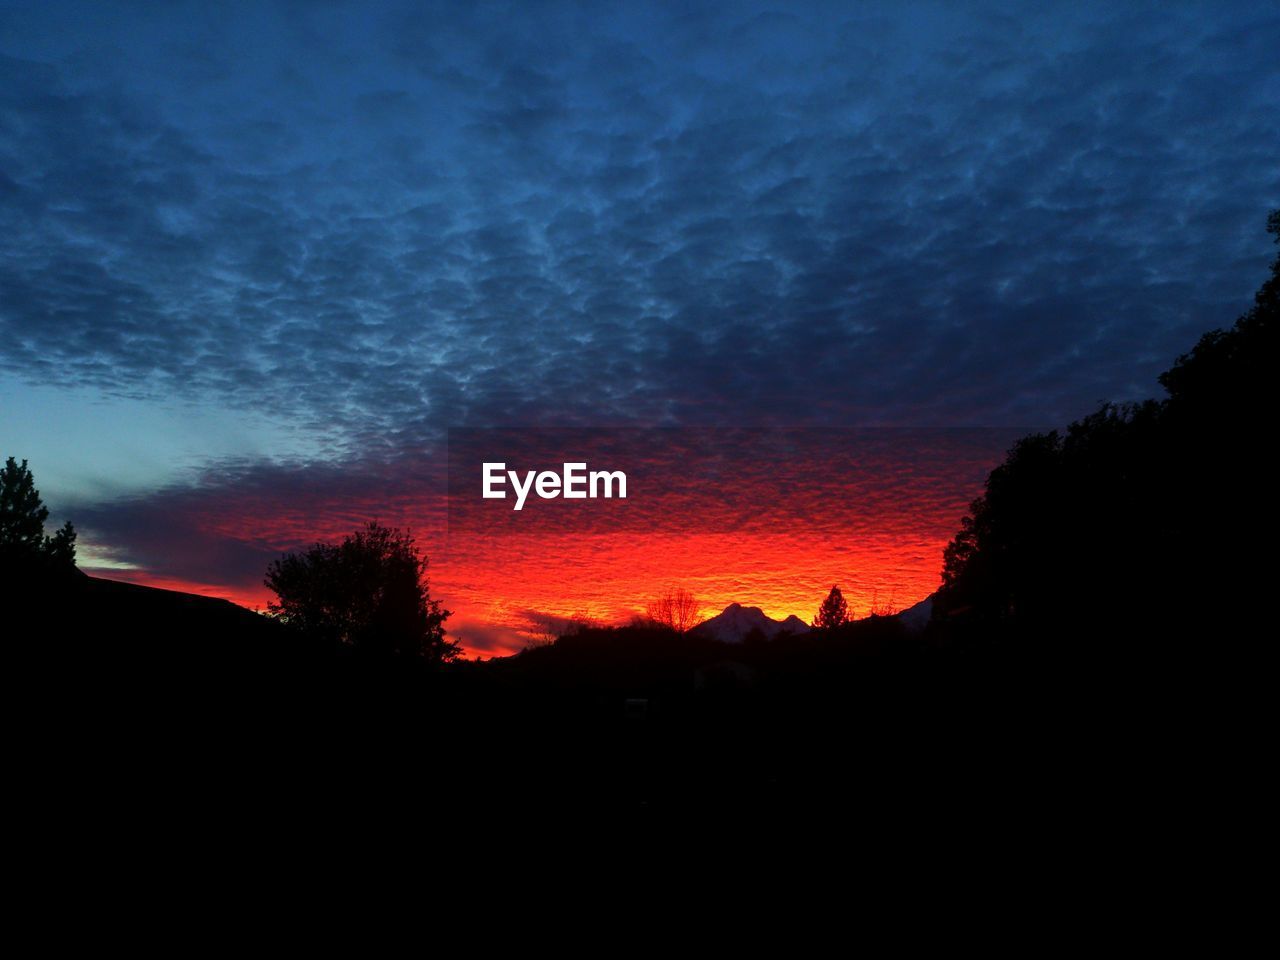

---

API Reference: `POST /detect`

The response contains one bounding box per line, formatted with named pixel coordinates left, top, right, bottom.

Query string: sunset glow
left=75, top=429, right=1016, bottom=656
left=7, top=2, right=1276, bottom=664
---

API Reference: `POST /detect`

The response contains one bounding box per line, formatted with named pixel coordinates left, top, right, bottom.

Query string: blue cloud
left=1, top=1, right=1277, bottom=476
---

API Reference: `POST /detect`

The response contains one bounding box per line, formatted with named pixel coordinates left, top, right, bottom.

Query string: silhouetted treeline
left=936, top=210, right=1278, bottom=658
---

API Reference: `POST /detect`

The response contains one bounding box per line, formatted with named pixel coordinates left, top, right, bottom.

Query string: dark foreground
left=14, top=570, right=1259, bottom=856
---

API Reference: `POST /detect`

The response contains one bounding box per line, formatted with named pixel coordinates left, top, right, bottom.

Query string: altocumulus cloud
left=1, top=0, right=1278, bottom=601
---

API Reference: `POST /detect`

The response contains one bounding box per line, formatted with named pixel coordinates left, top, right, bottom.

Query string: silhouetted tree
left=814, top=585, right=850, bottom=630
left=646, top=586, right=702, bottom=633
left=265, top=521, right=458, bottom=662
left=1, top=457, right=77, bottom=575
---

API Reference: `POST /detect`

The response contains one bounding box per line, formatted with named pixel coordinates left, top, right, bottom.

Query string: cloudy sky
left=2, top=1, right=1277, bottom=651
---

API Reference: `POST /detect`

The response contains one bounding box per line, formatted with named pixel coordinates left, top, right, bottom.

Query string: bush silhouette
left=645, top=586, right=703, bottom=633
left=265, top=521, right=458, bottom=662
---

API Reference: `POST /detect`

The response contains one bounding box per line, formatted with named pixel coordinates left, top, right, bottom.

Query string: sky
left=2, top=1, right=1277, bottom=654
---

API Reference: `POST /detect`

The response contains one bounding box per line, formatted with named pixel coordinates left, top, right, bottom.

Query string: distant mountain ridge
left=695, top=594, right=935, bottom=643
left=895, top=594, right=934, bottom=633
left=693, top=603, right=810, bottom=643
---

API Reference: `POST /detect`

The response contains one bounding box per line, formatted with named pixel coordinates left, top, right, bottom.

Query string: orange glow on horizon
left=84, top=569, right=273, bottom=614
left=78, top=428, right=1013, bottom=659
left=85, top=526, right=950, bottom=659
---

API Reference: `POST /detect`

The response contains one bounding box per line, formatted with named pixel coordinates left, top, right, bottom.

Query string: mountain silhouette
left=692, top=602, right=810, bottom=643
left=895, top=594, right=934, bottom=634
